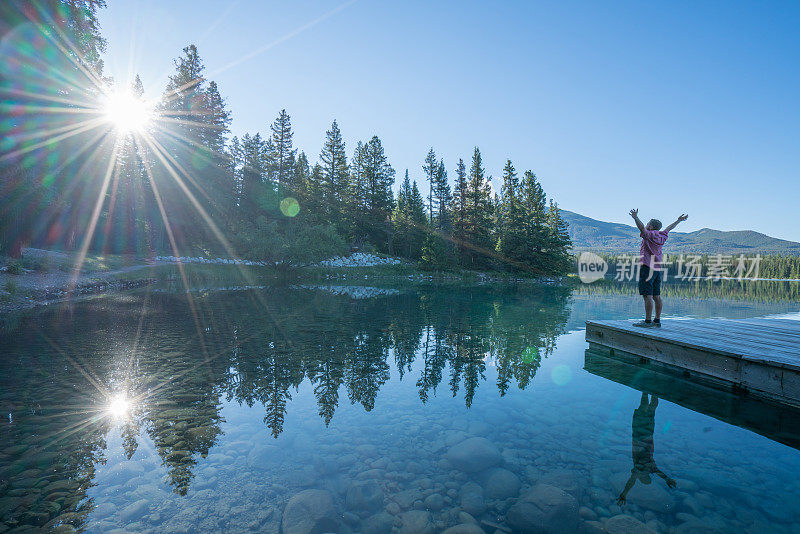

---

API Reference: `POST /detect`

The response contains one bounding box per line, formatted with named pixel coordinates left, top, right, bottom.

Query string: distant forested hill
left=562, top=210, right=800, bottom=255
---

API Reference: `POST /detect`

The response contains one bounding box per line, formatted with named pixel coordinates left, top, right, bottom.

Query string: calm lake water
left=2, top=280, right=800, bottom=533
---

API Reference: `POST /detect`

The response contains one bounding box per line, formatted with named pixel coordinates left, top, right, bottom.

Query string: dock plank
left=588, top=320, right=800, bottom=362
left=660, top=322, right=800, bottom=355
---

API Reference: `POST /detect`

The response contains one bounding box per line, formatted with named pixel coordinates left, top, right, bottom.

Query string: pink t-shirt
left=640, top=229, right=668, bottom=266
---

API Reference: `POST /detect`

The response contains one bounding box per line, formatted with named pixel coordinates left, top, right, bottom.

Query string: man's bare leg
left=653, top=296, right=663, bottom=321
left=643, top=296, right=653, bottom=322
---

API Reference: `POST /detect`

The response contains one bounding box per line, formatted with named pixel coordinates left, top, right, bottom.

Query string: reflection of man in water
left=617, top=393, right=676, bottom=505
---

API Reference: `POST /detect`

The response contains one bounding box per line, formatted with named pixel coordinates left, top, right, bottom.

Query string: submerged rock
left=447, top=437, right=502, bottom=472
left=605, top=514, right=657, bottom=534
left=423, top=493, right=444, bottom=511
left=281, top=489, right=339, bottom=534
left=624, top=482, right=675, bottom=514
left=505, top=483, right=579, bottom=534
left=361, top=512, right=394, bottom=534
left=346, top=480, right=383, bottom=514
left=398, top=510, right=433, bottom=534
left=459, top=482, right=486, bottom=517
left=119, top=499, right=149, bottom=522
left=480, top=467, right=521, bottom=500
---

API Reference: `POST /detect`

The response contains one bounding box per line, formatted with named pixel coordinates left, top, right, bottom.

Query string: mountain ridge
left=561, top=210, right=800, bottom=255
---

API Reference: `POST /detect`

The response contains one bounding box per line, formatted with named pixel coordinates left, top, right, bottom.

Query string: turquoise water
left=1, top=283, right=800, bottom=533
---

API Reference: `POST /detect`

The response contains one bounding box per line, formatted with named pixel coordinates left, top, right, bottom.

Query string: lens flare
left=107, top=394, right=131, bottom=419
left=101, top=90, right=151, bottom=133
left=551, top=364, right=572, bottom=386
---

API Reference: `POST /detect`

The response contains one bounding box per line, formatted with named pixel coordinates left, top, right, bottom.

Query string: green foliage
left=267, top=109, right=296, bottom=190
left=350, top=136, right=395, bottom=248
left=420, top=232, right=454, bottom=271
left=496, top=159, right=527, bottom=270
left=461, top=148, right=495, bottom=269
left=240, top=218, right=346, bottom=266
left=5, top=261, right=23, bottom=276
left=286, top=224, right=348, bottom=265
left=423, top=148, right=438, bottom=224
left=4, top=279, right=18, bottom=293
left=433, top=160, right=452, bottom=231
left=319, top=120, right=350, bottom=226
left=393, top=173, right=428, bottom=259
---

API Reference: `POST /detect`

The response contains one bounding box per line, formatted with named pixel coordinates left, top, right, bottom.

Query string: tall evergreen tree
left=422, top=148, right=438, bottom=224
left=227, top=135, right=243, bottom=217
left=202, top=81, right=231, bottom=153
left=408, top=180, right=428, bottom=258
left=451, top=158, right=469, bottom=264
left=464, top=147, right=494, bottom=268
left=433, top=161, right=452, bottom=231
left=393, top=171, right=411, bottom=257
left=393, top=171, right=428, bottom=259
left=545, top=200, right=572, bottom=274
left=319, top=120, right=349, bottom=228
left=202, top=80, right=233, bottom=224
left=496, top=159, right=526, bottom=270
left=349, top=140, right=368, bottom=233
left=164, top=45, right=205, bottom=139
left=266, top=109, right=296, bottom=191
left=160, top=44, right=208, bottom=248
left=519, top=169, right=548, bottom=258
left=363, top=136, right=395, bottom=247
left=291, top=151, right=311, bottom=212
left=239, top=133, right=267, bottom=218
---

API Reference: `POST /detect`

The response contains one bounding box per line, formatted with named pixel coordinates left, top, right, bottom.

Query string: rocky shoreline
left=0, top=278, right=156, bottom=313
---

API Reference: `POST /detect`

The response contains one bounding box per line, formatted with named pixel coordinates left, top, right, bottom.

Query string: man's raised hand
left=678, top=213, right=689, bottom=222
left=629, top=209, right=638, bottom=219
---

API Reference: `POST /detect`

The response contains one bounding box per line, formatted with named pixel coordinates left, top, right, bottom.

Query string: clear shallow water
left=1, top=283, right=800, bottom=533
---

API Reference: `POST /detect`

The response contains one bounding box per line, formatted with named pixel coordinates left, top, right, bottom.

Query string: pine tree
left=408, top=180, right=428, bottom=258
left=519, top=169, right=548, bottom=261
left=319, top=120, right=349, bottom=229
left=203, top=81, right=231, bottom=153
left=545, top=200, right=572, bottom=274
left=464, top=147, right=494, bottom=268
left=433, top=160, right=452, bottom=231
left=422, top=160, right=455, bottom=269
left=363, top=136, right=395, bottom=248
left=240, top=132, right=267, bottom=218
left=227, top=136, right=243, bottom=217
left=393, top=172, right=428, bottom=260
left=423, top=148, right=438, bottom=224
left=203, top=80, right=233, bottom=225
left=161, top=44, right=227, bottom=250
left=292, top=151, right=311, bottom=215
left=496, top=159, right=526, bottom=270
left=349, top=140, right=368, bottom=239
left=164, top=45, right=206, bottom=141
left=451, top=158, right=469, bottom=264
left=266, top=109, right=296, bottom=192
left=393, top=171, right=412, bottom=257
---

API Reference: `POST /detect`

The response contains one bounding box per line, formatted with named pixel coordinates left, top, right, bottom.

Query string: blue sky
left=99, top=1, right=800, bottom=241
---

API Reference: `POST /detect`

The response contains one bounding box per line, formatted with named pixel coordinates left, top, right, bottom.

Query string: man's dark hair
left=648, top=219, right=662, bottom=230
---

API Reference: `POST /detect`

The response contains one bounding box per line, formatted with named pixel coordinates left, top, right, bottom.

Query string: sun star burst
left=101, top=89, right=152, bottom=133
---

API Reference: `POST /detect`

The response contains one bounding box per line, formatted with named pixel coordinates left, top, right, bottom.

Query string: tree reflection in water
left=0, top=284, right=570, bottom=528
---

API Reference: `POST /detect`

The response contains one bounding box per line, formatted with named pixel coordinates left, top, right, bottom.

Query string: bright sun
left=107, top=393, right=131, bottom=419
left=102, top=90, right=152, bottom=133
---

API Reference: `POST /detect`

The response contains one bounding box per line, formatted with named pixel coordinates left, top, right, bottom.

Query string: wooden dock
left=585, top=319, right=800, bottom=408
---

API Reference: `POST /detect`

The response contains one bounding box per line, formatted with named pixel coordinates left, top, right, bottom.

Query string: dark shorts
left=639, top=265, right=662, bottom=296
